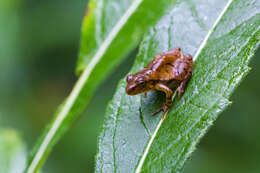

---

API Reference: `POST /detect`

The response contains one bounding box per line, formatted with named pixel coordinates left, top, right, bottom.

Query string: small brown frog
left=126, top=47, right=193, bottom=119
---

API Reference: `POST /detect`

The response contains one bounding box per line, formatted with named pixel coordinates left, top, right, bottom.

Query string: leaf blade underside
left=96, top=0, right=260, bottom=172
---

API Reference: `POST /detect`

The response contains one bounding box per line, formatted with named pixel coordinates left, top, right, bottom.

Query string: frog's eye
left=126, top=74, right=133, bottom=82
left=139, top=81, right=145, bottom=86
left=138, top=78, right=145, bottom=85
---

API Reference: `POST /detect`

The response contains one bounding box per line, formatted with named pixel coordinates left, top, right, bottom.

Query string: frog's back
left=145, top=47, right=193, bottom=81
left=147, top=53, right=179, bottom=81
left=150, top=63, right=176, bottom=80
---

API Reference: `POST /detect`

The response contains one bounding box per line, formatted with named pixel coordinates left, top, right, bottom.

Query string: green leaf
left=0, top=129, right=27, bottom=173
left=96, top=0, right=260, bottom=172
left=25, top=0, right=183, bottom=172
left=77, top=0, right=178, bottom=74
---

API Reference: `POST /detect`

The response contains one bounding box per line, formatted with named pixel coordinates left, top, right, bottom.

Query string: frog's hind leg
left=177, top=61, right=193, bottom=99
left=174, top=54, right=193, bottom=99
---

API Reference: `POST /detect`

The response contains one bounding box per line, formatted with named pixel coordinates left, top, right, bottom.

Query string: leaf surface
left=95, top=0, right=260, bottom=172
left=25, top=0, right=181, bottom=172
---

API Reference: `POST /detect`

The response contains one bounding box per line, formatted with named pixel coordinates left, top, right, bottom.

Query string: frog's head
left=125, top=72, right=152, bottom=95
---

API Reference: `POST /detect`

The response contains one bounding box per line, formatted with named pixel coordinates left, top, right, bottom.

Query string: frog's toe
left=152, top=104, right=169, bottom=119
left=152, top=108, right=163, bottom=116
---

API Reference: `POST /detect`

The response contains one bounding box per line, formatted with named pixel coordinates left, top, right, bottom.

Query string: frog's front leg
left=152, top=83, right=173, bottom=119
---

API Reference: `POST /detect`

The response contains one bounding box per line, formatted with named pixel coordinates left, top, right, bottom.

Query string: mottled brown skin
left=125, top=47, right=193, bottom=119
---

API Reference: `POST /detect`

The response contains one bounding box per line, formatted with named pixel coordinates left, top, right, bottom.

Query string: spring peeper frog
left=126, top=47, right=193, bottom=119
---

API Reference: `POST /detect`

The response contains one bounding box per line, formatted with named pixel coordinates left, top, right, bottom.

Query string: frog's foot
left=152, top=104, right=169, bottom=119
left=142, top=92, right=147, bottom=98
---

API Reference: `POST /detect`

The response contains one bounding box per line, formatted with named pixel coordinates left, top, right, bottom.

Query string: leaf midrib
left=134, top=0, right=233, bottom=172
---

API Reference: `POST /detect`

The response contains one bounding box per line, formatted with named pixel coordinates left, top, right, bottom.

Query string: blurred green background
left=0, top=0, right=259, bottom=172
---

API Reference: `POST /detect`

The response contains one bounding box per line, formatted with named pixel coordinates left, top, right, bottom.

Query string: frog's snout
left=126, top=84, right=136, bottom=95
